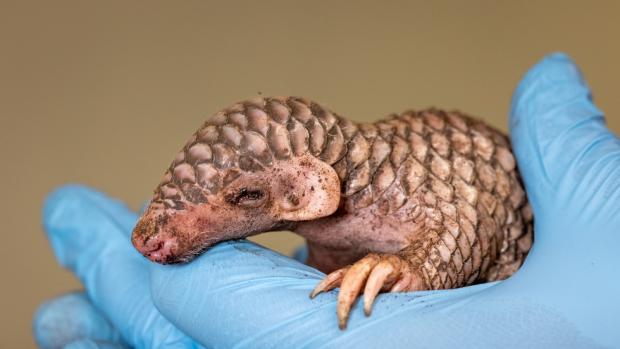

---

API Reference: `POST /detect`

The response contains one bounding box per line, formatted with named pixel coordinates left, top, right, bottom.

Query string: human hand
left=35, top=53, right=620, bottom=348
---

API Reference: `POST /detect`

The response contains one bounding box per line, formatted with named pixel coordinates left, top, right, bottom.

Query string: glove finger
left=48, top=184, right=139, bottom=236
left=33, top=292, right=125, bottom=349
left=510, top=53, right=620, bottom=214
left=150, top=240, right=325, bottom=348
left=150, top=240, right=607, bottom=348
left=43, top=185, right=203, bottom=349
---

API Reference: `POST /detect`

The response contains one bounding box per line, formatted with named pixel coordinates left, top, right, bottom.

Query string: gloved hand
left=34, top=53, right=620, bottom=349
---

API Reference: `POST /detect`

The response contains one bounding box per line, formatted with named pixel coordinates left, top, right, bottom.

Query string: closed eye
left=226, top=188, right=266, bottom=206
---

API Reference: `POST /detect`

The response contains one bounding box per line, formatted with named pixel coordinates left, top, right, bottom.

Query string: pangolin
left=131, top=96, right=533, bottom=329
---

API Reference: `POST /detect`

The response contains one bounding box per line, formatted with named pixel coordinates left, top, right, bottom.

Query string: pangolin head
left=131, top=97, right=344, bottom=264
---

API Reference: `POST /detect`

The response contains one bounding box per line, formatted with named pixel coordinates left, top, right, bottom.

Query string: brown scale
left=134, top=96, right=533, bottom=330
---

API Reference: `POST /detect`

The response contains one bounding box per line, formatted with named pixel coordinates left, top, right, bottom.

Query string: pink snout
left=132, top=233, right=179, bottom=263
left=131, top=211, right=183, bottom=263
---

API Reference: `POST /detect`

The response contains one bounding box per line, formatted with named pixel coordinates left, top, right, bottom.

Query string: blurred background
left=1, top=0, right=619, bottom=347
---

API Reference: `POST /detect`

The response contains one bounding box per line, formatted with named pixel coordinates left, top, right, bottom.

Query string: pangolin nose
left=132, top=233, right=179, bottom=264
left=140, top=236, right=164, bottom=253
left=134, top=236, right=177, bottom=263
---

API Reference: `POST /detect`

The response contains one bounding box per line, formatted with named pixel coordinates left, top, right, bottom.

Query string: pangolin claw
left=363, top=259, right=398, bottom=316
left=337, top=254, right=379, bottom=329
left=309, top=268, right=348, bottom=299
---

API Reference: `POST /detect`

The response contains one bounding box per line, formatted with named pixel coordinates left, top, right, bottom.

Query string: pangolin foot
left=309, top=253, right=422, bottom=330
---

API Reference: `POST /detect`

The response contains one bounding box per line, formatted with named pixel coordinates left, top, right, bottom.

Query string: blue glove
left=34, top=53, right=620, bottom=349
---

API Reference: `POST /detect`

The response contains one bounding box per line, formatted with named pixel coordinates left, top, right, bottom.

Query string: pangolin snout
left=132, top=231, right=179, bottom=263
left=132, top=213, right=181, bottom=264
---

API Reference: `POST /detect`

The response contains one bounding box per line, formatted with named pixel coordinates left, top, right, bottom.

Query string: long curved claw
left=309, top=267, right=348, bottom=299
left=308, top=253, right=421, bottom=330
left=363, top=260, right=398, bottom=316
left=337, top=254, right=380, bottom=330
left=390, top=263, right=413, bottom=292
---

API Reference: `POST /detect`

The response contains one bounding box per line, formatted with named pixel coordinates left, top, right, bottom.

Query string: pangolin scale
left=132, top=96, right=533, bottom=329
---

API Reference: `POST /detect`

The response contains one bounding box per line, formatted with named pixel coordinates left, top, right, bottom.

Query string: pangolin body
left=132, top=96, right=533, bottom=329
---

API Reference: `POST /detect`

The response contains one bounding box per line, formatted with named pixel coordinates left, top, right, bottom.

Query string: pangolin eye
left=226, top=187, right=266, bottom=207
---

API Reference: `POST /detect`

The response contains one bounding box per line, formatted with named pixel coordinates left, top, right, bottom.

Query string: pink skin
left=298, top=195, right=423, bottom=273
left=131, top=189, right=280, bottom=264
left=133, top=235, right=178, bottom=264
left=132, top=155, right=342, bottom=265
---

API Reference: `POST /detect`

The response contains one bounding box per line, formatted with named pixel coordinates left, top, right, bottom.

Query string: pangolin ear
left=272, top=155, right=341, bottom=221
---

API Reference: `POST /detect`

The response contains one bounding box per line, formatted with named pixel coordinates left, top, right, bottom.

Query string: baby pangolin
left=131, top=96, right=533, bottom=330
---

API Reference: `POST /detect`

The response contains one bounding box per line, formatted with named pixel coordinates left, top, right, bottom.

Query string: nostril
left=133, top=234, right=164, bottom=256
left=136, top=235, right=179, bottom=263
left=143, top=238, right=164, bottom=254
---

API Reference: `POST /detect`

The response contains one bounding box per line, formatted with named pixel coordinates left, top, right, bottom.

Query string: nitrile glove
left=34, top=53, right=620, bottom=349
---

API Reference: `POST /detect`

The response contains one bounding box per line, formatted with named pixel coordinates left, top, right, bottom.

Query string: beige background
left=1, top=0, right=619, bottom=347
